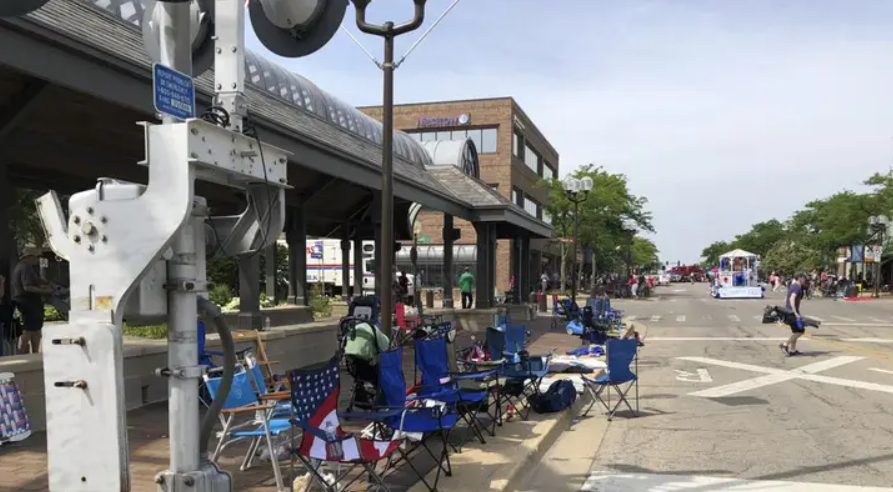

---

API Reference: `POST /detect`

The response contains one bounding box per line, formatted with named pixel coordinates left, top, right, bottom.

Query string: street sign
left=152, top=63, right=195, bottom=120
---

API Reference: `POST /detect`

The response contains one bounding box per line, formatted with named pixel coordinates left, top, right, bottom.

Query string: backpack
left=529, top=380, right=577, bottom=414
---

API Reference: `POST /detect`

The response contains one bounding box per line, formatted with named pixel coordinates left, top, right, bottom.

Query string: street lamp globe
left=563, top=177, right=580, bottom=194
left=580, top=176, right=593, bottom=193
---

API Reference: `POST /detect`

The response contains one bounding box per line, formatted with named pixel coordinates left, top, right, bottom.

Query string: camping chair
left=414, top=336, right=499, bottom=444
left=340, top=317, right=389, bottom=411
left=580, top=338, right=639, bottom=421
left=500, top=324, right=553, bottom=421
left=373, top=347, right=459, bottom=492
left=204, top=368, right=292, bottom=491
left=288, top=356, right=404, bottom=492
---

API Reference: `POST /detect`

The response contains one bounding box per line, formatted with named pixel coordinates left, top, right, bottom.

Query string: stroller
left=761, top=305, right=822, bottom=329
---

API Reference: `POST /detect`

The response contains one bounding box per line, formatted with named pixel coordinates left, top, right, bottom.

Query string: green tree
left=732, top=219, right=787, bottom=258
left=540, top=164, right=653, bottom=290
left=630, top=236, right=661, bottom=271
left=762, top=241, right=821, bottom=275
left=700, top=241, right=731, bottom=268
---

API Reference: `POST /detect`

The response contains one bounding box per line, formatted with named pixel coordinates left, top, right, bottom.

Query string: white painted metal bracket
left=139, top=118, right=292, bottom=189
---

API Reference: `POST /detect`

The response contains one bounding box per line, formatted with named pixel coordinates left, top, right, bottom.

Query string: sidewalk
left=0, top=317, right=589, bottom=492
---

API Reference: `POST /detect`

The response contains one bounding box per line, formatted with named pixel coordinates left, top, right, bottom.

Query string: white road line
left=842, top=338, right=893, bottom=343
left=678, top=356, right=890, bottom=398
left=676, top=315, right=686, bottom=322
left=869, top=368, right=893, bottom=376
left=811, top=316, right=825, bottom=322
left=702, top=314, right=712, bottom=321
left=833, top=315, right=857, bottom=322
left=824, top=323, right=893, bottom=327
left=582, top=472, right=893, bottom=491
left=652, top=337, right=789, bottom=341
left=869, top=317, right=887, bottom=323
left=649, top=315, right=661, bottom=323
left=626, top=315, right=637, bottom=322
left=752, top=315, right=762, bottom=321
left=728, top=314, right=740, bottom=322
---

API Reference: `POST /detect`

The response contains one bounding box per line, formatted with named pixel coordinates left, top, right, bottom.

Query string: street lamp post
left=350, top=0, right=427, bottom=337
left=869, top=215, right=889, bottom=298
left=562, top=176, right=593, bottom=302
left=622, top=218, right=637, bottom=297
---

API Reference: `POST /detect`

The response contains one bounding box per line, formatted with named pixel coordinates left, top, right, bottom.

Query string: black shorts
left=788, top=320, right=805, bottom=333
left=17, top=302, right=45, bottom=332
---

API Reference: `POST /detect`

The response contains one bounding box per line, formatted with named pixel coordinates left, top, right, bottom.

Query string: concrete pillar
left=371, top=193, right=382, bottom=299
left=519, top=235, right=531, bottom=303
left=286, top=205, right=307, bottom=306
left=353, top=236, right=363, bottom=298
left=237, top=253, right=262, bottom=329
left=0, top=162, right=12, bottom=306
left=474, top=223, right=496, bottom=309
left=341, top=224, right=351, bottom=301
left=264, top=244, right=276, bottom=303
left=511, top=237, right=521, bottom=304
left=442, top=214, right=455, bottom=308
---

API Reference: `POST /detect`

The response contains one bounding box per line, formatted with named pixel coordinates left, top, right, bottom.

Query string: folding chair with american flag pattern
left=289, top=356, right=405, bottom=492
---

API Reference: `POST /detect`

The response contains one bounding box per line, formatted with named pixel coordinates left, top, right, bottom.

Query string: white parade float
left=711, top=248, right=765, bottom=299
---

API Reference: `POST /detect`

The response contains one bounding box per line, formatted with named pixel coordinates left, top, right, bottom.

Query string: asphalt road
left=518, top=283, right=893, bottom=492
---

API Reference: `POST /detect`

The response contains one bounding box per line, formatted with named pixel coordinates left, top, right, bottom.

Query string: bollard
left=426, top=289, right=434, bottom=308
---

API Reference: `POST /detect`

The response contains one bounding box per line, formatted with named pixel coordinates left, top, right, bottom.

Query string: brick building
left=359, top=97, right=560, bottom=293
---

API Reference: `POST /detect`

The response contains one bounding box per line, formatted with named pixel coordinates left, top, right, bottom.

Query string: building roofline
left=357, top=96, right=513, bottom=110
left=510, top=99, right=559, bottom=160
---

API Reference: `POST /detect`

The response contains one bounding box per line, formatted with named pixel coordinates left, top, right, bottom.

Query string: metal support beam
left=442, top=214, right=454, bottom=308
left=341, top=224, right=351, bottom=301
left=238, top=253, right=262, bottom=329
left=286, top=205, right=308, bottom=306
left=519, top=234, right=531, bottom=303
left=0, top=80, right=47, bottom=144
left=0, top=161, right=13, bottom=356
left=474, top=222, right=495, bottom=310
left=300, top=176, right=339, bottom=205
left=264, top=243, right=276, bottom=303
left=353, top=235, right=363, bottom=299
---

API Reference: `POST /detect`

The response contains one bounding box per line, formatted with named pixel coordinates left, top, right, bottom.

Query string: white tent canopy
left=720, top=249, right=758, bottom=259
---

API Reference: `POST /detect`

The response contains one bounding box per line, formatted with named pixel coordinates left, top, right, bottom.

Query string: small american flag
left=290, top=358, right=402, bottom=463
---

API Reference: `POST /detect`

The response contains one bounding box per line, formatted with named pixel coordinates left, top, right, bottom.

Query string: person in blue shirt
left=780, top=272, right=807, bottom=356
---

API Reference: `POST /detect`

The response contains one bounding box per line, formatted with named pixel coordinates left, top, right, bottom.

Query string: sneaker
left=790, top=350, right=802, bottom=356
left=779, top=343, right=789, bottom=355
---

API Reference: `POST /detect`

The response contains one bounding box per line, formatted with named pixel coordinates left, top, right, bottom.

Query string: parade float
left=711, top=249, right=765, bottom=299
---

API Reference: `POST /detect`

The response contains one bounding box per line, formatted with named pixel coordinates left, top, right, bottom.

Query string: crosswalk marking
left=626, top=315, right=637, bottom=322
left=703, top=314, right=712, bottom=321
left=615, top=312, right=893, bottom=326
left=833, top=315, right=856, bottom=322
left=869, top=317, right=887, bottom=323
left=650, top=315, right=661, bottom=323
left=811, top=315, right=825, bottom=322
left=753, top=315, right=762, bottom=321
left=582, top=471, right=893, bottom=491
left=728, top=314, right=740, bottom=322
left=676, top=315, right=686, bottom=322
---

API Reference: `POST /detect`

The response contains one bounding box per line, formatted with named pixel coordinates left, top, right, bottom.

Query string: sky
left=245, top=0, right=893, bottom=264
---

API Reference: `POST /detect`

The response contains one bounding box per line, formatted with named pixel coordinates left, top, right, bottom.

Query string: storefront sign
left=417, top=114, right=470, bottom=127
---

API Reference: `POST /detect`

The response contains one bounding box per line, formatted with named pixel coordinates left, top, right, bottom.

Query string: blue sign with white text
left=153, top=63, right=195, bottom=120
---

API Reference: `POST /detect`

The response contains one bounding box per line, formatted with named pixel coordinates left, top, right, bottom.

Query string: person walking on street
left=458, top=266, right=475, bottom=309
left=780, top=272, right=807, bottom=356
left=11, top=246, right=53, bottom=354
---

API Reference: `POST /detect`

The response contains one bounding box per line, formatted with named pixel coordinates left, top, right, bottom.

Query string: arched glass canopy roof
left=77, top=0, right=433, bottom=169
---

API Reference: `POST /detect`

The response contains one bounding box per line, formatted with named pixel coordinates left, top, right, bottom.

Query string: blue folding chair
left=204, top=369, right=292, bottom=490
left=500, top=324, right=552, bottom=420
left=415, top=337, right=499, bottom=444
left=376, top=347, right=459, bottom=492
left=580, top=338, right=639, bottom=421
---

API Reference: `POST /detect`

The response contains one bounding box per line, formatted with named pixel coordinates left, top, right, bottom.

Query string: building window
left=480, top=128, right=497, bottom=153
left=405, top=127, right=497, bottom=154
left=512, top=186, right=523, bottom=207
left=466, top=128, right=483, bottom=152
left=543, top=162, right=555, bottom=180
left=513, top=131, right=522, bottom=157
left=524, top=194, right=539, bottom=217
left=524, top=143, right=538, bottom=173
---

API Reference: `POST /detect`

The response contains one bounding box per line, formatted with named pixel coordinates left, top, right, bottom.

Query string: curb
left=406, top=387, right=590, bottom=492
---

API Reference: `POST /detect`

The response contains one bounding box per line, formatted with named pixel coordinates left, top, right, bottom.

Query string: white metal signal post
left=0, top=0, right=443, bottom=490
